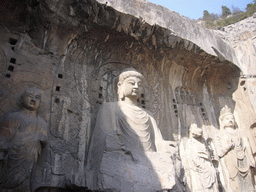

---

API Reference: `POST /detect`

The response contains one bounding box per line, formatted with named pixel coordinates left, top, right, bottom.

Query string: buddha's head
left=21, top=87, right=41, bottom=111
left=117, top=68, right=144, bottom=101
left=190, top=123, right=202, bottom=139
left=219, top=105, right=235, bottom=130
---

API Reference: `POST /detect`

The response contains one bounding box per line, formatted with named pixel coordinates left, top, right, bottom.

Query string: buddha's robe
left=0, top=111, right=47, bottom=191
left=215, top=129, right=254, bottom=192
left=186, top=137, right=217, bottom=192
left=86, top=102, right=180, bottom=191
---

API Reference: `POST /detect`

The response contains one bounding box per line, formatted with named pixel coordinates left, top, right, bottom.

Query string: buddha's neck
left=121, top=97, right=138, bottom=106
left=21, top=108, right=37, bottom=117
left=224, top=127, right=236, bottom=133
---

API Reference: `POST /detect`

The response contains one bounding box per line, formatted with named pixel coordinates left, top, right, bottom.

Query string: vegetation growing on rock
left=198, top=0, right=256, bottom=29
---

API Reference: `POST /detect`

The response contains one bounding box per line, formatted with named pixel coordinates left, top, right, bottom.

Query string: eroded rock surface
left=0, top=0, right=255, bottom=191
left=213, top=15, right=256, bottom=118
left=213, top=15, right=256, bottom=74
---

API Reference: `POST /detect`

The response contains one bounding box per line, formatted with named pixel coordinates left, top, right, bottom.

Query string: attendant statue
left=86, top=68, right=182, bottom=191
left=215, top=105, right=255, bottom=192
left=0, top=88, right=47, bottom=192
left=186, top=124, right=218, bottom=192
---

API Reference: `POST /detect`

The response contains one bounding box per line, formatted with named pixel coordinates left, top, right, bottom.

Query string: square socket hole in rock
left=56, top=86, right=60, bottom=91
left=9, top=38, right=18, bottom=45
left=10, top=58, right=16, bottom=64
left=58, top=74, right=63, bottom=79
left=8, top=65, right=14, bottom=72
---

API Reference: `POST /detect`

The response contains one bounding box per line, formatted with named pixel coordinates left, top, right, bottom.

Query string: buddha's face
left=120, top=76, right=142, bottom=100
left=190, top=124, right=202, bottom=138
left=22, top=88, right=41, bottom=111
left=221, top=114, right=235, bottom=129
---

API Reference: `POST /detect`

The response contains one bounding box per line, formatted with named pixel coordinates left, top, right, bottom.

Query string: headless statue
left=0, top=88, right=47, bottom=192
left=86, top=68, right=181, bottom=191
left=215, top=105, right=255, bottom=192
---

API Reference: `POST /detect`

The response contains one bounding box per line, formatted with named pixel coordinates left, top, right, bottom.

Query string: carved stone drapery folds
left=186, top=124, right=218, bottom=192
left=1, top=0, right=256, bottom=191
left=86, top=68, right=184, bottom=191
left=0, top=88, right=47, bottom=192
left=215, top=106, right=255, bottom=192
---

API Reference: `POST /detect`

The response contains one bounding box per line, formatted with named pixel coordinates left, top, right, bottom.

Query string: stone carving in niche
left=215, top=105, right=255, bottom=192
left=51, top=94, right=72, bottom=140
left=88, top=63, right=147, bottom=108
left=0, top=88, right=47, bottom=191
left=86, top=68, right=182, bottom=191
left=174, top=86, right=200, bottom=138
left=186, top=124, right=218, bottom=192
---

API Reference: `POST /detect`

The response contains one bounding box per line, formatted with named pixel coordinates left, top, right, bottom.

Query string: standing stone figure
left=0, top=88, right=47, bottom=192
left=186, top=124, right=218, bottom=192
left=215, top=105, right=255, bottom=192
left=86, top=68, right=182, bottom=191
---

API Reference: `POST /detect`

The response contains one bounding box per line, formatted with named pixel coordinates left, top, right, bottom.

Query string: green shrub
left=198, top=1, right=256, bottom=29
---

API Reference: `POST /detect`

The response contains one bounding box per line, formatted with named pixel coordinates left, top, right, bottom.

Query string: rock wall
left=0, top=0, right=255, bottom=191
left=96, top=0, right=239, bottom=67
left=213, top=16, right=256, bottom=116
left=213, top=16, right=256, bottom=74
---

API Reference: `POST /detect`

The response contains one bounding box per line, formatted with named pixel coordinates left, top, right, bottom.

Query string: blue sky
left=147, top=0, right=254, bottom=20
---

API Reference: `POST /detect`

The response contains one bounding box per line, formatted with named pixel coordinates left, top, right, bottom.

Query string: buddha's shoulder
left=100, top=102, right=118, bottom=109
left=3, top=111, right=22, bottom=121
left=97, top=102, right=119, bottom=116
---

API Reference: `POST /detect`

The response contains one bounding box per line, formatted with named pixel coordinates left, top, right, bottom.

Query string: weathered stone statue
left=186, top=124, right=218, bottom=192
left=0, top=88, right=47, bottom=192
left=86, top=68, right=182, bottom=191
left=215, top=105, right=255, bottom=192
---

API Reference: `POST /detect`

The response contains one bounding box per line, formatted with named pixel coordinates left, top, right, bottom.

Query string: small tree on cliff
left=231, top=5, right=241, bottom=14
left=202, top=10, right=218, bottom=21
left=246, top=1, right=256, bottom=15
left=203, top=10, right=210, bottom=20
left=221, top=6, right=231, bottom=18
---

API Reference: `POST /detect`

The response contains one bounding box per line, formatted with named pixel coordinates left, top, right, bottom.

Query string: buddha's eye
left=26, top=94, right=33, bottom=97
left=35, top=95, right=41, bottom=99
left=128, top=81, right=135, bottom=85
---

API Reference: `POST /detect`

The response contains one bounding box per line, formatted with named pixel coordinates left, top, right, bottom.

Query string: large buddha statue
left=215, top=105, right=255, bottom=192
left=0, top=88, right=47, bottom=192
left=86, top=68, right=182, bottom=191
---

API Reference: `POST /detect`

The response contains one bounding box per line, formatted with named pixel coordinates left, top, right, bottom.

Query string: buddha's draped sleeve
left=0, top=113, right=33, bottom=188
left=215, top=131, right=233, bottom=158
left=148, top=112, right=175, bottom=153
left=86, top=102, right=118, bottom=189
left=0, top=113, right=19, bottom=153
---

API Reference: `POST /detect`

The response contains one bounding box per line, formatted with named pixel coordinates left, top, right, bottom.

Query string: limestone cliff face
left=213, top=16, right=256, bottom=75
left=95, top=0, right=256, bottom=151
left=0, top=0, right=255, bottom=191
left=213, top=15, right=256, bottom=116
left=96, top=0, right=239, bottom=67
